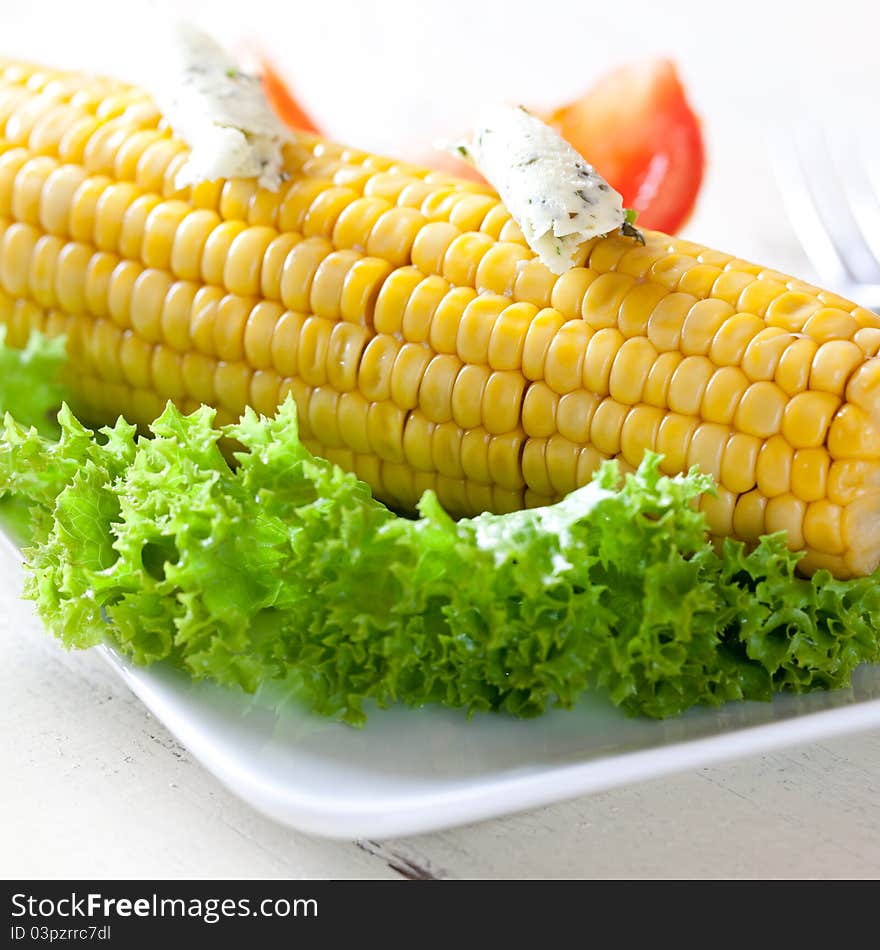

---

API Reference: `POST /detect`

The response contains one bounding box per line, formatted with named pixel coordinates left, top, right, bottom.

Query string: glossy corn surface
left=2, top=60, right=880, bottom=577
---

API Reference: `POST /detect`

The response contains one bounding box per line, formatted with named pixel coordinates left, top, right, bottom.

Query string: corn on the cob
left=2, top=61, right=880, bottom=578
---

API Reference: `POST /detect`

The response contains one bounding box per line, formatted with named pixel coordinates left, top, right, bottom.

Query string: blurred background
left=2, top=0, right=878, bottom=287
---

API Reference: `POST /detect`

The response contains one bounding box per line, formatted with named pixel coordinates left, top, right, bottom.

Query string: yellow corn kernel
left=700, top=366, right=747, bottom=424
left=650, top=252, right=698, bottom=291
left=608, top=336, right=656, bottom=405
left=711, top=269, right=754, bottom=307
left=756, top=435, right=793, bottom=497
left=307, top=385, right=343, bottom=447
left=160, top=280, right=198, bottom=352
left=667, top=355, right=714, bottom=416
left=522, top=308, right=565, bottom=381
left=38, top=163, right=87, bottom=235
left=483, top=370, right=525, bottom=435
left=522, top=438, right=552, bottom=494
left=544, top=434, right=580, bottom=495
left=780, top=390, right=840, bottom=449
left=617, top=281, right=668, bottom=338
left=105, top=259, right=139, bottom=327
left=732, top=489, right=767, bottom=540
left=582, top=271, right=635, bottom=330
left=791, top=447, right=830, bottom=503
left=402, top=411, right=436, bottom=472
left=279, top=236, right=332, bottom=312
left=734, top=381, right=786, bottom=438
left=854, top=327, right=880, bottom=357
left=655, top=413, right=698, bottom=475
left=514, top=259, right=556, bottom=308
left=765, top=291, right=821, bottom=332
left=647, top=292, right=695, bottom=351
left=828, top=404, right=880, bottom=459
left=709, top=313, right=764, bottom=366
left=680, top=298, right=734, bottom=356
left=152, top=345, right=186, bottom=400
left=688, top=422, right=729, bottom=479
left=765, top=494, right=806, bottom=549
left=545, top=319, right=592, bottom=394
left=457, top=293, right=507, bottom=364
left=411, top=220, right=459, bottom=275
left=522, top=381, right=558, bottom=438
left=474, top=242, right=531, bottom=296
left=461, top=428, right=492, bottom=484
left=720, top=432, right=760, bottom=494
left=556, top=390, right=599, bottom=444
left=741, top=327, right=794, bottom=381
left=244, top=301, right=284, bottom=369
left=803, top=499, right=844, bottom=554
left=582, top=327, right=625, bottom=396
left=487, top=301, right=535, bottom=370
left=844, top=356, right=880, bottom=419
left=327, top=320, right=369, bottom=393
left=391, top=343, right=430, bottom=412
left=432, top=420, right=465, bottom=478
left=170, top=208, right=221, bottom=281
left=366, top=401, right=406, bottom=463
left=451, top=364, right=490, bottom=430
left=620, top=405, right=664, bottom=468
left=802, top=307, right=858, bottom=343
left=804, top=339, right=862, bottom=398
left=828, top=459, right=879, bottom=506
left=419, top=352, right=461, bottom=423
left=590, top=398, right=628, bottom=457
left=335, top=391, right=372, bottom=454
left=1, top=221, right=39, bottom=297
left=428, top=286, right=476, bottom=355
left=132, top=268, right=177, bottom=344
left=54, top=240, right=90, bottom=314
left=12, top=154, right=57, bottom=225
left=443, top=231, right=494, bottom=286
left=402, top=275, right=448, bottom=343
left=642, top=351, right=682, bottom=408
left=550, top=267, right=596, bottom=320
left=367, top=206, right=425, bottom=268
left=212, top=295, right=252, bottom=363
left=774, top=336, right=819, bottom=395
left=28, top=232, right=62, bottom=307
left=700, top=486, right=737, bottom=537
left=736, top=277, right=786, bottom=317
left=270, top=310, right=306, bottom=376
left=487, top=430, right=526, bottom=491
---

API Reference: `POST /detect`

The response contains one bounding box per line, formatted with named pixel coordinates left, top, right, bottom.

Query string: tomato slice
left=548, top=59, right=704, bottom=234
left=255, top=50, right=703, bottom=234
left=255, top=54, right=322, bottom=135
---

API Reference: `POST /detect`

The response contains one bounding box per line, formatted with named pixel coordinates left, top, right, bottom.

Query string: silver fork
left=770, top=124, right=880, bottom=310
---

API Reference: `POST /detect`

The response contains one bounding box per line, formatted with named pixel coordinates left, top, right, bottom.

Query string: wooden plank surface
left=4, top=581, right=880, bottom=879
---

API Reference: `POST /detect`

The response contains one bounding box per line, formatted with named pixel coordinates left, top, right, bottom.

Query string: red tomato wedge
left=548, top=60, right=704, bottom=234
left=256, top=55, right=322, bottom=135
left=255, top=50, right=703, bottom=234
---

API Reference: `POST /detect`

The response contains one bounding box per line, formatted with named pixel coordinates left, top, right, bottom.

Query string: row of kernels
left=325, top=444, right=527, bottom=517
left=417, top=349, right=526, bottom=433
left=520, top=436, right=607, bottom=497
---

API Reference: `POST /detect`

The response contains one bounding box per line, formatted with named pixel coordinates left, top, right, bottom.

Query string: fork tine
left=824, top=124, right=880, bottom=283
left=769, top=127, right=852, bottom=290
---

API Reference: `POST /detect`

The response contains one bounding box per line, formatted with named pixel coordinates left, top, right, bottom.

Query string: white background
left=2, top=0, right=880, bottom=877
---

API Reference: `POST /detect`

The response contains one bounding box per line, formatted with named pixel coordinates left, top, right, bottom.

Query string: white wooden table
left=3, top=0, right=880, bottom=879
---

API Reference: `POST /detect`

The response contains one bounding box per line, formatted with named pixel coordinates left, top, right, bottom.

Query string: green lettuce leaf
left=0, top=335, right=878, bottom=724
left=0, top=329, right=69, bottom=438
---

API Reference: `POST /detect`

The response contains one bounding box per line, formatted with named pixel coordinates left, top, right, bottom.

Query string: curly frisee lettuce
left=0, top=336, right=879, bottom=725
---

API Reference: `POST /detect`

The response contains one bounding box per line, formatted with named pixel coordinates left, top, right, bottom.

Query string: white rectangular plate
left=4, top=528, right=880, bottom=839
